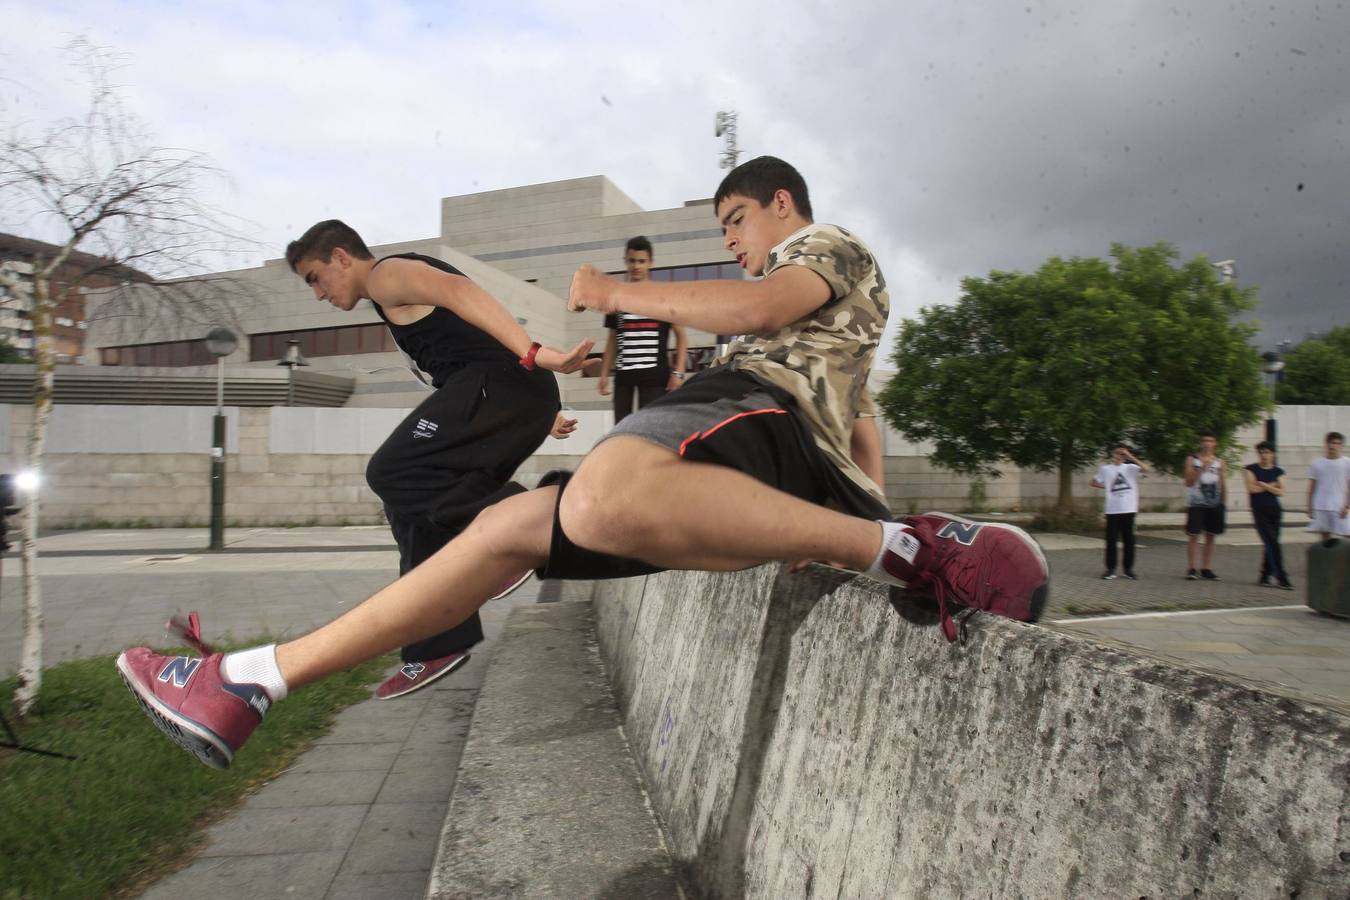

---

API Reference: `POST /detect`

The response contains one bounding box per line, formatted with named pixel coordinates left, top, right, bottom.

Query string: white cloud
left=2, top=0, right=1346, bottom=344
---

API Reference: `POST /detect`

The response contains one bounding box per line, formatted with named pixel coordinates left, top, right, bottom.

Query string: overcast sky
left=2, top=1, right=1345, bottom=357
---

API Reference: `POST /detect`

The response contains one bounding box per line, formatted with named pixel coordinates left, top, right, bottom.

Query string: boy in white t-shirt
left=1306, top=431, right=1350, bottom=541
left=1091, top=445, right=1149, bottom=579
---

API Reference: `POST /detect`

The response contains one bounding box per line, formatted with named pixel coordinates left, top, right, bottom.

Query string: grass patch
left=0, top=648, right=391, bottom=899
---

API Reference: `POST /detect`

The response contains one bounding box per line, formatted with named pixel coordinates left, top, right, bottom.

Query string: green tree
left=1277, top=326, right=1350, bottom=405
left=879, top=242, right=1266, bottom=514
left=0, top=336, right=24, bottom=363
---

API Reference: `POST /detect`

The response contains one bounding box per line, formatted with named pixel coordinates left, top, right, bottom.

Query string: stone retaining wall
left=592, top=566, right=1350, bottom=897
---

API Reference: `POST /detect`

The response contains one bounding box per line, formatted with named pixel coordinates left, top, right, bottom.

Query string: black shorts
left=1186, top=506, right=1226, bottom=536
left=535, top=368, right=889, bottom=580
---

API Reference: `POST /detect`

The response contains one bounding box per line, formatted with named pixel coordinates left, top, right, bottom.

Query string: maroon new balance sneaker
left=117, top=647, right=272, bottom=769
left=374, top=651, right=469, bottom=700
left=888, top=513, right=1050, bottom=641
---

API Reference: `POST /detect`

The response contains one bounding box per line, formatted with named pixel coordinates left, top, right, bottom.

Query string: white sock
left=864, top=521, right=923, bottom=586
left=221, top=644, right=289, bottom=701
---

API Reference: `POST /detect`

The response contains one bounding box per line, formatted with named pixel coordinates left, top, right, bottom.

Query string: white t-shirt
left=1096, top=463, right=1142, bottom=515
left=1186, top=457, right=1224, bottom=508
left=1308, top=456, right=1350, bottom=511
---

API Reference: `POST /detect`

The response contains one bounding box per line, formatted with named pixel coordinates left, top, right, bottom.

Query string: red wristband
left=519, top=341, right=542, bottom=370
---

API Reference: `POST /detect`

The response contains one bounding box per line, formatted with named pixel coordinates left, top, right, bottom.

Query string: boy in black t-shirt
left=1244, top=441, right=1292, bottom=589
left=597, top=236, right=687, bottom=421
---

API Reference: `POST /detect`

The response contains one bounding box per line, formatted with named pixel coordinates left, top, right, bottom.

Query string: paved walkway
left=2, top=525, right=1346, bottom=898
left=2, top=527, right=535, bottom=900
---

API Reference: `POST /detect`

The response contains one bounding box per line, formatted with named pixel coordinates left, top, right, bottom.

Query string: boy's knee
left=557, top=467, right=626, bottom=552
left=559, top=442, right=671, bottom=554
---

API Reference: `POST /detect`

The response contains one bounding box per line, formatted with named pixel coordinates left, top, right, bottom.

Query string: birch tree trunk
left=13, top=265, right=60, bottom=716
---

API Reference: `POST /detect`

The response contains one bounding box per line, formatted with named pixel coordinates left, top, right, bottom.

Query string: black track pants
left=366, top=362, right=559, bottom=662
left=1252, top=506, right=1287, bottom=581
left=1104, top=512, right=1136, bottom=574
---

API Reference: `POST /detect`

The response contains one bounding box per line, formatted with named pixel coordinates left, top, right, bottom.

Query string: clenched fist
left=568, top=264, right=619, bottom=314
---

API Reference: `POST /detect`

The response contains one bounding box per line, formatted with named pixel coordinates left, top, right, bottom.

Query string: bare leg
left=276, top=487, right=555, bottom=688
left=275, top=437, right=886, bottom=690
left=560, top=437, right=882, bottom=570
left=1187, top=534, right=1199, bottom=569
left=1203, top=533, right=1216, bottom=569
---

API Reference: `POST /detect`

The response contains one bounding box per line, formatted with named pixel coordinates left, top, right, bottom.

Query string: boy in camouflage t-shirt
left=723, top=221, right=889, bottom=501
left=119, top=157, right=1051, bottom=770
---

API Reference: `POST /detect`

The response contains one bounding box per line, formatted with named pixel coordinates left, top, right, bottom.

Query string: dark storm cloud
left=752, top=2, right=1348, bottom=348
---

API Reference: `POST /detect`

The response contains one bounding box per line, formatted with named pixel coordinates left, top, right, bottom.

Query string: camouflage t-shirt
left=721, top=223, right=889, bottom=500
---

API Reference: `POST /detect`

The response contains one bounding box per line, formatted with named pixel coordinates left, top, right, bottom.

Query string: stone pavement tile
left=313, top=705, right=423, bottom=745
left=1277, top=672, right=1350, bottom=703
left=1223, top=651, right=1350, bottom=671
left=1273, top=652, right=1350, bottom=672
left=376, top=752, right=457, bottom=805
left=285, top=741, right=405, bottom=773
left=335, top=801, right=446, bottom=875
left=1234, top=639, right=1341, bottom=657
left=325, top=869, right=430, bottom=900
left=197, top=805, right=369, bottom=857
left=241, top=769, right=388, bottom=809
left=1158, top=640, right=1251, bottom=654
left=1052, top=626, right=1175, bottom=647
left=140, top=850, right=346, bottom=900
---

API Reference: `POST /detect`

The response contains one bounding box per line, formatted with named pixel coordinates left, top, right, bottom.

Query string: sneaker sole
left=375, top=652, right=471, bottom=701
left=489, top=570, right=533, bottom=602
left=924, top=512, right=1051, bottom=623
left=116, top=652, right=233, bottom=769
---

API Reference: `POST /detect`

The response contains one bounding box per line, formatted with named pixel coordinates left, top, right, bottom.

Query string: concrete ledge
left=593, top=566, right=1350, bottom=898
left=428, top=601, right=681, bottom=899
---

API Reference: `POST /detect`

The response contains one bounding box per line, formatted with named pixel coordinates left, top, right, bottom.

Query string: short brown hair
left=285, top=220, right=373, bottom=272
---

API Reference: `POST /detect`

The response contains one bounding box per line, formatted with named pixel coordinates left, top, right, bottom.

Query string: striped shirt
left=605, top=312, right=672, bottom=378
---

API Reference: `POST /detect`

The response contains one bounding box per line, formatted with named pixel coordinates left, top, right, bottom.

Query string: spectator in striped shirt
left=598, top=236, right=687, bottom=422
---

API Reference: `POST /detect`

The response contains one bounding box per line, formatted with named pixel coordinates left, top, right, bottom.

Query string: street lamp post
left=276, top=339, right=309, bottom=406
left=204, top=326, right=238, bottom=551
left=1261, top=350, right=1285, bottom=450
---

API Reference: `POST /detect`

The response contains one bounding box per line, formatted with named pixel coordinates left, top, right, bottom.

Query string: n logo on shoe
left=937, top=520, right=984, bottom=546
left=400, top=662, right=427, bottom=679
left=157, top=657, right=201, bottom=688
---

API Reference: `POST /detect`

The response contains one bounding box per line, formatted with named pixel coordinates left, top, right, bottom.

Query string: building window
left=247, top=322, right=395, bottom=362
left=618, top=261, right=741, bottom=283
left=99, top=338, right=215, bottom=367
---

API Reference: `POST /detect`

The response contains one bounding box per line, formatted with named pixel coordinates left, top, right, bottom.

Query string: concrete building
left=86, top=176, right=737, bottom=409
left=0, top=232, right=150, bottom=364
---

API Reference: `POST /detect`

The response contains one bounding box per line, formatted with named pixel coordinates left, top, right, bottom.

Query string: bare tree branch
left=0, top=37, right=260, bottom=715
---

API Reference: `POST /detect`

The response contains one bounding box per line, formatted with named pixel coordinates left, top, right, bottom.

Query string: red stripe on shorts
left=677, top=407, right=788, bottom=456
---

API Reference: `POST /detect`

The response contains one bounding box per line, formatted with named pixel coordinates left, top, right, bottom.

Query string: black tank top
left=371, top=253, right=516, bottom=386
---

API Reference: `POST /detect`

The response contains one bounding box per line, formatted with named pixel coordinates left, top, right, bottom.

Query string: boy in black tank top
left=284, top=221, right=591, bottom=698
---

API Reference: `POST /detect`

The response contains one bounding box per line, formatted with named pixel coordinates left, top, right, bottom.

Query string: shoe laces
left=165, top=611, right=213, bottom=654
left=913, top=566, right=978, bottom=644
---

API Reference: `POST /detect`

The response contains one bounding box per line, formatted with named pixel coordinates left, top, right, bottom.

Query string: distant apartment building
left=85, top=176, right=738, bottom=408
left=0, top=232, right=151, bottom=363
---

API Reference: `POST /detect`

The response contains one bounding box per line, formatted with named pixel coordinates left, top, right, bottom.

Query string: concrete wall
left=591, top=566, right=1350, bottom=898
left=0, top=404, right=602, bottom=527
left=2, top=404, right=1344, bottom=526
left=877, top=405, right=1350, bottom=514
